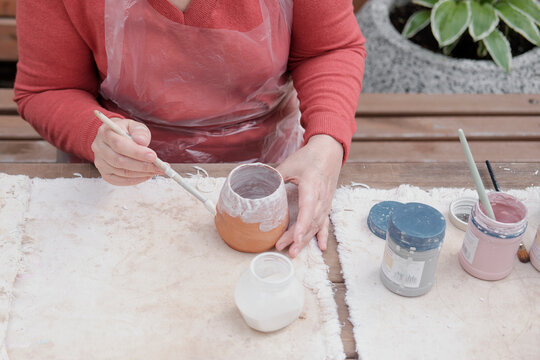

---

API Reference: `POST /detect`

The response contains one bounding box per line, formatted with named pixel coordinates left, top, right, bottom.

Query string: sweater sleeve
left=288, top=0, right=366, bottom=163
left=14, top=0, right=120, bottom=162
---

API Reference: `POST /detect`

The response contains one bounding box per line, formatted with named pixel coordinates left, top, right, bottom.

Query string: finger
left=289, top=231, right=315, bottom=258
left=316, top=216, right=330, bottom=251
left=275, top=226, right=295, bottom=251
left=294, top=180, right=321, bottom=243
left=127, top=120, right=152, bottom=147
left=100, top=142, right=162, bottom=175
left=102, top=173, right=154, bottom=186
left=95, top=155, right=157, bottom=184
left=93, top=152, right=160, bottom=185
left=103, top=125, right=156, bottom=163
left=100, top=160, right=161, bottom=179
left=289, top=201, right=329, bottom=257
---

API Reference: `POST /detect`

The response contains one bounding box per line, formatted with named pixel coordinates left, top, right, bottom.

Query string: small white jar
left=235, top=252, right=304, bottom=332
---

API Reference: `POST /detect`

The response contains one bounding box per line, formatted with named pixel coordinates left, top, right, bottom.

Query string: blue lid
left=387, top=202, right=446, bottom=251
left=367, top=201, right=404, bottom=239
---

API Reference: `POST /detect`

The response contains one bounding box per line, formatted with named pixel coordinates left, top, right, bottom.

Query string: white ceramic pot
left=235, top=252, right=304, bottom=332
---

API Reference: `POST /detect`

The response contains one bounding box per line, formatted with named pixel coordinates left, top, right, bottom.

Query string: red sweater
left=15, top=0, right=365, bottom=163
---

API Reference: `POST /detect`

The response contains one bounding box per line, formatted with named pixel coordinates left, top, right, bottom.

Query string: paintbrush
left=458, top=129, right=496, bottom=220
left=486, top=160, right=530, bottom=263
left=94, top=110, right=217, bottom=216
left=485, top=160, right=500, bottom=192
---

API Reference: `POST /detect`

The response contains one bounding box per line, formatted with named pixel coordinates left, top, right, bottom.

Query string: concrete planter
left=357, top=0, right=540, bottom=93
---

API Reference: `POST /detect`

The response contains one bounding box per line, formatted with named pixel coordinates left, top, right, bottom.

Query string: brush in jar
left=485, top=160, right=529, bottom=263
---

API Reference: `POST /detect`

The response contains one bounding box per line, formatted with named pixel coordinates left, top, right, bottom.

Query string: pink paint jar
left=459, top=192, right=528, bottom=280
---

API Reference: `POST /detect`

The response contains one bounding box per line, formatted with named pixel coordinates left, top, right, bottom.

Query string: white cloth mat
left=0, top=175, right=31, bottom=359
left=331, top=185, right=540, bottom=360
left=1, top=174, right=344, bottom=360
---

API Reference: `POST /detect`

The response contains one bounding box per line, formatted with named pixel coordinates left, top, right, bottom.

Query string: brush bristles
left=517, top=243, right=530, bottom=263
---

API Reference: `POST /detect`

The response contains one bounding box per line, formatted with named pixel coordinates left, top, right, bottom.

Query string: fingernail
left=133, top=135, right=147, bottom=143
left=290, top=246, right=298, bottom=257
left=275, top=242, right=283, bottom=251
left=145, top=153, right=155, bottom=162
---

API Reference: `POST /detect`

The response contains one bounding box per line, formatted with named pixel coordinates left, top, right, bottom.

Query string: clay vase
left=215, top=163, right=289, bottom=253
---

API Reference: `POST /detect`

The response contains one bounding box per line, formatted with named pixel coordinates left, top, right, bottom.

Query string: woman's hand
left=275, top=134, right=343, bottom=257
left=91, top=118, right=162, bottom=186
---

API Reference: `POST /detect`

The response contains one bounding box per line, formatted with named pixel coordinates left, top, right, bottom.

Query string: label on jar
left=461, top=227, right=479, bottom=264
left=530, top=241, right=540, bottom=271
left=381, top=246, right=425, bottom=288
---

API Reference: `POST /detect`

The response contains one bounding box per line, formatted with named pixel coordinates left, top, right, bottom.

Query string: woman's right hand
left=91, top=118, right=163, bottom=186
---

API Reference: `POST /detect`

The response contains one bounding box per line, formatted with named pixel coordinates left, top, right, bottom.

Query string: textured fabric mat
left=2, top=174, right=343, bottom=360
left=0, top=175, right=31, bottom=359
left=331, top=185, right=540, bottom=360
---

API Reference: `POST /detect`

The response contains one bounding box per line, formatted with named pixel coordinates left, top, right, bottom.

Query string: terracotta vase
left=215, top=163, right=289, bottom=253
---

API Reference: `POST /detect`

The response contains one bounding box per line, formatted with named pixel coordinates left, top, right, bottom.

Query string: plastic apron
left=100, top=0, right=303, bottom=163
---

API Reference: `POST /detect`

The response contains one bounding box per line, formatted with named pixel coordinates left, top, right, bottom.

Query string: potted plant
left=357, top=0, right=540, bottom=93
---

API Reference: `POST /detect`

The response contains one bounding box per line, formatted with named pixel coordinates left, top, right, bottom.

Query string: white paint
left=235, top=252, right=304, bottom=332
left=217, top=163, right=288, bottom=232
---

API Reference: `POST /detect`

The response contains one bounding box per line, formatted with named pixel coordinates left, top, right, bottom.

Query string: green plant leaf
left=403, top=10, right=432, bottom=38
left=468, top=1, right=499, bottom=41
left=483, top=29, right=512, bottom=72
left=413, top=0, right=439, bottom=8
left=477, top=40, right=489, bottom=57
left=507, top=0, right=540, bottom=25
left=442, top=39, right=459, bottom=55
left=496, top=1, right=540, bottom=45
left=431, top=0, right=472, bottom=47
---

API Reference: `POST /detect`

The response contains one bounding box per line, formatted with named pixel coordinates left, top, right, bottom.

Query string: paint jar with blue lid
left=380, top=202, right=446, bottom=297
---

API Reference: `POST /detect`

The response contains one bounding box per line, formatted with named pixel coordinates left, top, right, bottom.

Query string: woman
left=15, top=0, right=366, bottom=257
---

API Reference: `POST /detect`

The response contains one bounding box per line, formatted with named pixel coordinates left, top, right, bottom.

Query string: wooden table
left=2, top=162, right=539, bottom=359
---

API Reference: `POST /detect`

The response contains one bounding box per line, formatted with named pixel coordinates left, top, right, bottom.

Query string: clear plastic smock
left=100, top=0, right=303, bottom=163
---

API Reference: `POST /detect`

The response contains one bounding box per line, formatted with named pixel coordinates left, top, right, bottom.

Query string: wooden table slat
left=357, top=94, right=540, bottom=116
left=335, top=283, right=356, bottom=359
left=0, top=115, right=41, bottom=139
left=353, top=115, right=540, bottom=141
left=0, top=140, right=57, bottom=162
left=3, top=92, right=540, bottom=117
left=0, top=17, right=17, bottom=62
left=0, top=88, right=16, bottom=114
left=1, top=162, right=538, bottom=187
left=348, top=141, right=540, bottom=163
left=0, top=0, right=16, bottom=17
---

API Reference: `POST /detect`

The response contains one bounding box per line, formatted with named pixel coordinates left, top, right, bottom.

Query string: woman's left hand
left=275, top=134, right=344, bottom=257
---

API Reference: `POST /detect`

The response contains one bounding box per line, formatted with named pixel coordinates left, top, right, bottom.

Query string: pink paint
left=479, top=193, right=526, bottom=223
left=459, top=192, right=528, bottom=281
